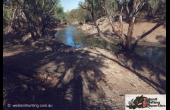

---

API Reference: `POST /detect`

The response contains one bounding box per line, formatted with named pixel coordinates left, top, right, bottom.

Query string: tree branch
left=87, top=0, right=92, bottom=4
left=3, top=3, right=9, bottom=8
left=42, top=0, right=48, bottom=9
left=49, top=1, right=58, bottom=13
left=133, top=2, right=146, bottom=16
left=131, top=20, right=166, bottom=51
left=79, top=4, right=91, bottom=11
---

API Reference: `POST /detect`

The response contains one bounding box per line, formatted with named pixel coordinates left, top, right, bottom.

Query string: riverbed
left=55, top=25, right=166, bottom=72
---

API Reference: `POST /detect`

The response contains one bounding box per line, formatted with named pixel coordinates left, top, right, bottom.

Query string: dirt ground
left=78, top=17, right=166, bottom=45
left=3, top=22, right=166, bottom=110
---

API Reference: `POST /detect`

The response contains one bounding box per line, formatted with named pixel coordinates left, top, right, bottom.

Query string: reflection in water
left=147, top=48, right=153, bottom=58
left=66, top=27, right=82, bottom=47
left=55, top=25, right=166, bottom=72
left=66, top=28, right=74, bottom=46
left=55, top=25, right=82, bottom=47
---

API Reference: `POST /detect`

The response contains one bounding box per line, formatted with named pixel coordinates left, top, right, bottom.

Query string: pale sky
left=60, top=0, right=84, bottom=12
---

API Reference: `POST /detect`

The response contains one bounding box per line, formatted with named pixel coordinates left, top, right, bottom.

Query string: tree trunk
left=35, top=15, right=47, bottom=38
left=36, top=30, right=42, bottom=38
left=94, top=19, right=117, bottom=46
left=10, top=9, right=17, bottom=27
left=107, top=14, right=127, bottom=51
left=90, top=0, right=94, bottom=21
left=36, top=26, right=43, bottom=38
left=131, top=20, right=165, bottom=51
left=42, top=23, right=46, bottom=35
left=125, top=2, right=130, bottom=22
left=126, top=17, right=135, bottom=50
left=91, top=12, right=94, bottom=21
left=17, top=18, right=21, bottom=28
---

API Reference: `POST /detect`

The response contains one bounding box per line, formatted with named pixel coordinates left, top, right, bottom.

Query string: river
left=55, top=25, right=166, bottom=72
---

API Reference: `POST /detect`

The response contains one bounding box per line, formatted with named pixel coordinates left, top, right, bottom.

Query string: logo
left=125, top=94, right=166, bottom=110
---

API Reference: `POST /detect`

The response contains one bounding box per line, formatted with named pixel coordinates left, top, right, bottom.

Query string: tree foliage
left=3, top=0, right=66, bottom=39
left=147, top=0, right=166, bottom=16
left=77, top=0, right=166, bottom=52
left=53, top=4, right=67, bottom=23
left=66, top=6, right=92, bottom=23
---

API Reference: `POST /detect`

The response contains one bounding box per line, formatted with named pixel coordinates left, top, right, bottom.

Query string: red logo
left=143, top=97, right=147, bottom=107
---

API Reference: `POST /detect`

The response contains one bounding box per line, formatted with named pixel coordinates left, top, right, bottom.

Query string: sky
left=60, top=0, right=84, bottom=12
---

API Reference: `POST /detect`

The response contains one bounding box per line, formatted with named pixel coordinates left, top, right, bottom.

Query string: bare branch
left=79, top=4, right=91, bottom=11
left=95, top=19, right=118, bottom=46
left=99, top=32, right=118, bottom=46
left=42, top=0, right=44, bottom=6
left=87, top=0, right=93, bottom=4
left=101, top=0, right=106, bottom=13
left=133, top=0, right=137, bottom=9
left=133, top=2, right=146, bottom=16
left=120, top=5, right=124, bottom=14
left=125, top=2, right=129, bottom=15
left=42, top=0, right=48, bottom=10
left=131, top=20, right=166, bottom=51
left=3, top=4, right=9, bottom=8
left=135, top=0, right=141, bottom=11
left=49, top=1, right=58, bottom=13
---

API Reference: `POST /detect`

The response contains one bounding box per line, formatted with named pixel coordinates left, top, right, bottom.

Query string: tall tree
left=3, top=0, right=61, bottom=39
left=79, top=0, right=166, bottom=52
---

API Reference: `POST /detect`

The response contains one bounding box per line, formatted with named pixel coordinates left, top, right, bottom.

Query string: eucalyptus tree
left=146, top=0, right=166, bottom=17
left=68, top=9, right=78, bottom=20
left=53, top=4, right=66, bottom=23
left=21, top=0, right=59, bottom=39
left=3, top=0, right=18, bottom=32
left=77, top=7, right=92, bottom=23
left=79, top=0, right=166, bottom=52
left=3, top=0, right=61, bottom=39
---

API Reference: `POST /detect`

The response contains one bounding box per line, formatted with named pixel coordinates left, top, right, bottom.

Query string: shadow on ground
left=97, top=50, right=166, bottom=94
left=3, top=31, right=166, bottom=110
left=3, top=36, right=115, bottom=109
left=156, top=35, right=166, bottom=44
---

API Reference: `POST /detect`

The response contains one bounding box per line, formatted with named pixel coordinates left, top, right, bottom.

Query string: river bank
left=3, top=24, right=166, bottom=109
left=77, top=17, right=166, bottom=46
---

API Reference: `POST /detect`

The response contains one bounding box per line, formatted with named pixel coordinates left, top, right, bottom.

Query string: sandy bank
left=78, top=17, right=166, bottom=45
